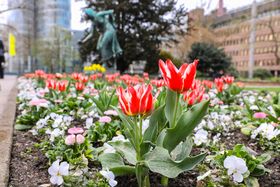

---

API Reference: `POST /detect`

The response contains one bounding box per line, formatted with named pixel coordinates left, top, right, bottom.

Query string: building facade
left=0, top=0, right=71, bottom=73
left=35, top=0, right=71, bottom=38
left=205, top=0, right=280, bottom=76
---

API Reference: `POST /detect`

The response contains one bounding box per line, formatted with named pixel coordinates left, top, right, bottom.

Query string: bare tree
left=0, top=2, right=30, bottom=15
left=34, top=26, right=72, bottom=73
left=267, top=16, right=280, bottom=65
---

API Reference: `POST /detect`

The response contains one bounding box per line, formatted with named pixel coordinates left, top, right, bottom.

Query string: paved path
left=0, top=75, right=17, bottom=187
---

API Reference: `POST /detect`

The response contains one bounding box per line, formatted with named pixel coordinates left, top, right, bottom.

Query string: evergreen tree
left=188, top=42, right=234, bottom=78
left=79, top=0, right=187, bottom=73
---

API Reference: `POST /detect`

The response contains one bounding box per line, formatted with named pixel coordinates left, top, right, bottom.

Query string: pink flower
left=65, top=135, right=76, bottom=145
left=29, top=98, right=49, bottom=108
left=76, top=134, right=85, bottom=144
left=65, top=134, right=85, bottom=145
left=104, top=110, right=118, bottom=116
left=253, top=112, right=267, bottom=119
left=68, top=127, right=84, bottom=134
left=99, top=116, right=112, bottom=123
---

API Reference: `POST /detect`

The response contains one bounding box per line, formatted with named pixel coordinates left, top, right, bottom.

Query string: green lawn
left=244, top=86, right=280, bottom=92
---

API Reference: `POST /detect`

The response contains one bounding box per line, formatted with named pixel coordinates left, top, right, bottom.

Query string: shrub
left=253, top=69, right=273, bottom=80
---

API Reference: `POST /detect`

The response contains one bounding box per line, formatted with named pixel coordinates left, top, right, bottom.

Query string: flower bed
left=9, top=60, right=280, bottom=187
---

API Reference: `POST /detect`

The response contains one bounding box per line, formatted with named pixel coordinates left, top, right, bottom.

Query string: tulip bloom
left=35, top=70, right=46, bottom=77
left=117, top=84, right=153, bottom=116
left=75, top=82, right=85, bottom=91
left=151, top=79, right=165, bottom=88
left=71, top=73, right=82, bottom=81
left=202, top=80, right=213, bottom=89
left=183, top=86, right=205, bottom=106
left=46, top=79, right=57, bottom=90
left=79, top=75, right=89, bottom=83
left=57, top=81, right=68, bottom=92
left=159, top=59, right=198, bottom=93
left=223, top=76, right=234, bottom=84
left=215, top=78, right=224, bottom=93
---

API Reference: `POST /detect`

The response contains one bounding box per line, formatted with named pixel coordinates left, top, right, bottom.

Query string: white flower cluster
left=193, top=105, right=242, bottom=146
left=251, top=123, right=280, bottom=140
left=30, top=113, right=73, bottom=142
left=17, top=78, right=38, bottom=101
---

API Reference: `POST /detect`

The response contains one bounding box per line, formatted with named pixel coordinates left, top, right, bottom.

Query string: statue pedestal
left=104, top=60, right=118, bottom=74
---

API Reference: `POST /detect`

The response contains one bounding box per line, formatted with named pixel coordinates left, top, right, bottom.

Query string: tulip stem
left=171, top=93, right=180, bottom=128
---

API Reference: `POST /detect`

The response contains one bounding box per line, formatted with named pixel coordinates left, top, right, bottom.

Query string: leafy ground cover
left=9, top=61, right=280, bottom=187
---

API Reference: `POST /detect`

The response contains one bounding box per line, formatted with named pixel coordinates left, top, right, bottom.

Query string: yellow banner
left=9, top=33, right=16, bottom=56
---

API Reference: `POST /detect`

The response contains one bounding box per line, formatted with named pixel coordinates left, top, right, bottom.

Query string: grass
left=244, top=87, right=280, bottom=92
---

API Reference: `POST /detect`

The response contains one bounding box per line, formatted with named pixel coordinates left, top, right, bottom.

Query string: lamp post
left=248, top=0, right=257, bottom=79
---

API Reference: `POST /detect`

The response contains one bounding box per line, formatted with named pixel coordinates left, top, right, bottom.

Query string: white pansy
left=193, top=129, right=208, bottom=146
left=210, top=112, right=219, bottom=119
left=207, top=120, right=214, bottom=130
left=63, top=116, right=73, bottom=124
left=46, top=128, right=64, bottom=142
left=250, top=105, right=258, bottom=111
left=100, top=169, right=117, bottom=187
left=86, top=117, right=94, bottom=129
left=142, top=119, right=150, bottom=134
left=36, top=118, right=48, bottom=129
left=50, top=113, right=60, bottom=120
left=224, top=156, right=248, bottom=183
left=30, top=129, right=38, bottom=135
left=235, top=111, right=241, bottom=116
left=111, top=134, right=128, bottom=142
left=48, top=160, right=69, bottom=185
left=213, top=133, right=221, bottom=144
left=248, top=96, right=256, bottom=104
left=52, top=117, right=63, bottom=128
left=251, top=123, right=280, bottom=140
left=103, top=143, right=116, bottom=153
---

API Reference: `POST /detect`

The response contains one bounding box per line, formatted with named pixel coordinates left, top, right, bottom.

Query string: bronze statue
left=79, top=8, right=122, bottom=68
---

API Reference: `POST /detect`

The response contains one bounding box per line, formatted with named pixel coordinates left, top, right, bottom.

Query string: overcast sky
left=71, top=0, right=261, bottom=30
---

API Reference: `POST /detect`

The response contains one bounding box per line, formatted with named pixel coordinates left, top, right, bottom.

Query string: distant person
left=0, top=39, right=5, bottom=79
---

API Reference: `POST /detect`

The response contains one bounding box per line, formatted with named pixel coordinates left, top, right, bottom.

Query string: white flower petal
left=56, top=175, right=64, bottom=185
left=106, top=170, right=115, bottom=180
left=109, top=179, right=118, bottom=187
left=227, top=168, right=234, bottom=175
left=50, top=176, right=59, bottom=185
left=232, top=172, right=244, bottom=183
left=59, top=162, right=69, bottom=176
left=223, top=156, right=235, bottom=169
left=100, top=170, right=110, bottom=180
left=48, top=160, right=60, bottom=175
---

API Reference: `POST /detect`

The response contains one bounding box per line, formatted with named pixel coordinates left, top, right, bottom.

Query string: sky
left=71, top=0, right=261, bottom=30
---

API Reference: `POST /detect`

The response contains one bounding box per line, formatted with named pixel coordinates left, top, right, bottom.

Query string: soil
left=116, top=170, right=198, bottom=187
left=220, top=129, right=280, bottom=187
left=9, top=130, right=50, bottom=187
left=8, top=124, right=280, bottom=187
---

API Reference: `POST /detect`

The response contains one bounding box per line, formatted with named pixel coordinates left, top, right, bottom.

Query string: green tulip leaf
left=98, top=153, right=135, bottom=176
left=163, top=100, right=209, bottom=152
left=143, top=104, right=166, bottom=143
left=15, top=124, right=33, bottom=131
left=109, top=166, right=135, bottom=176
left=110, top=141, right=137, bottom=165
left=171, top=136, right=193, bottom=161
left=144, top=146, right=206, bottom=178
left=164, top=89, right=178, bottom=125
